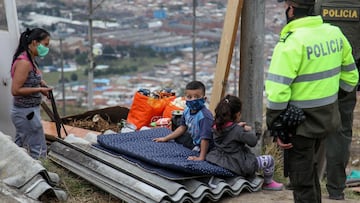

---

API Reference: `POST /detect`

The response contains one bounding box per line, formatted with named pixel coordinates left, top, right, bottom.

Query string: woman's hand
left=40, top=87, right=52, bottom=98
left=40, top=80, right=47, bottom=87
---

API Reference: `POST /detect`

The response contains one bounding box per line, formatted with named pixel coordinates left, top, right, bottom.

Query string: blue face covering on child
left=186, top=98, right=205, bottom=111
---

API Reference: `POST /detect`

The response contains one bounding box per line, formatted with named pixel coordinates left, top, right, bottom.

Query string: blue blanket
left=97, top=128, right=235, bottom=177
left=93, top=144, right=206, bottom=180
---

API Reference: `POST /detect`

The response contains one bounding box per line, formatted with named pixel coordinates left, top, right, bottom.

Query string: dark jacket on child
left=206, top=123, right=258, bottom=178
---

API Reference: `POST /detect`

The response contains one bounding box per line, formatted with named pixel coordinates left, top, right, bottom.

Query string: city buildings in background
left=15, top=0, right=285, bottom=110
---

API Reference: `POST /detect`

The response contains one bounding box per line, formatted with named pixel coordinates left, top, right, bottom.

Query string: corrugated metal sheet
left=48, top=140, right=263, bottom=203
left=0, top=132, right=67, bottom=202
left=0, top=182, right=40, bottom=203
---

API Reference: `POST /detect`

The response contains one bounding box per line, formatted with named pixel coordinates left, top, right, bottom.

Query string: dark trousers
left=175, top=132, right=195, bottom=150
left=326, top=88, right=357, bottom=196
left=288, top=135, right=322, bottom=203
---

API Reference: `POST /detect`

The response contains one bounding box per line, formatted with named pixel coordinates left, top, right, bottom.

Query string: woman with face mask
left=10, top=28, right=52, bottom=159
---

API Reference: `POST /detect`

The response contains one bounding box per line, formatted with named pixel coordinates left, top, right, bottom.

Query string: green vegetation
left=41, top=103, right=88, bottom=120
left=42, top=69, right=86, bottom=86
left=42, top=56, right=167, bottom=86
left=41, top=159, right=124, bottom=203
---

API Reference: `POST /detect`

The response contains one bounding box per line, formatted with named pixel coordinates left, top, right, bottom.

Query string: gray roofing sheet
left=0, top=132, right=67, bottom=202
left=48, top=140, right=263, bottom=203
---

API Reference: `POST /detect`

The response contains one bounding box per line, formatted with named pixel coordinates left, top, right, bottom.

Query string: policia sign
left=321, top=6, right=359, bottom=21
left=314, top=0, right=360, bottom=60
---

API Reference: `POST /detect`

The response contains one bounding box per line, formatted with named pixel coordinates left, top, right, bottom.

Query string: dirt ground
left=218, top=190, right=360, bottom=203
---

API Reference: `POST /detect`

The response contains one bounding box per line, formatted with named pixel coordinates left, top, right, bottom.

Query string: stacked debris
left=67, top=114, right=120, bottom=133
left=61, top=106, right=129, bottom=133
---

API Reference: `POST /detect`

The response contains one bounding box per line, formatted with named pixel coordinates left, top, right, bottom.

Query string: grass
left=42, top=57, right=167, bottom=86
left=41, top=159, right=124, bottom=203
left=41, top=103, right=88, bottom=120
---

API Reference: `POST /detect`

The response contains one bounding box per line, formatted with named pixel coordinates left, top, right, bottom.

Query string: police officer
left=314, top=0, right=360, bottom=200
left=265, top=0, right=359, bottom=202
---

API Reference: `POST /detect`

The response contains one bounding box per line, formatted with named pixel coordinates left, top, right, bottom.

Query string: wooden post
left=209, top=0, right=243, bottom=114
left=239, top=0, right=266, bottom=155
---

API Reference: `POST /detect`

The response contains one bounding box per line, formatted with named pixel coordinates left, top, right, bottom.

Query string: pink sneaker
left=262, top=180, right=284, bottom=191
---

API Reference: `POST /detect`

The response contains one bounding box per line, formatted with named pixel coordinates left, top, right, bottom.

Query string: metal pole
left=60, top=38, right=66, bottom=116
left=88, top=0, right=94, bottom=110
left=192, top=0, right=196, bottom=81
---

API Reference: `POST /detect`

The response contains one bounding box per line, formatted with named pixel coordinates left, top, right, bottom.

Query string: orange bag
left=163, top=102, right=184, bottom=118
left=127, top=92, right=174, bottom=130
left=163, top=97, right=185, bottom=118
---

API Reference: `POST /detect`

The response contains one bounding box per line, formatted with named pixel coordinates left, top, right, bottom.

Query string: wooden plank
left=209, top=0, right=243, bottom=114
left=42, top=120, right=101, bottom=141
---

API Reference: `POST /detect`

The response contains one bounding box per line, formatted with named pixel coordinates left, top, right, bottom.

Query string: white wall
left=0, top=0, right=20, bottom=136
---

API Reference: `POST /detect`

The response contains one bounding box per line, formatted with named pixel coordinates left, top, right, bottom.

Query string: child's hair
left=214, top=94, right=242, bottom=132
left=185, top=81, right=206, bottom=95
left=12, top=28, right=50, bottom=68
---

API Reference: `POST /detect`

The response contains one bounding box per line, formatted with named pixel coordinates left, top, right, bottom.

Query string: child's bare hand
left=238, top=122, right=247, bottom=127
left=153, top=137, right=167, bottom=142
left=244, top=125, right=252, bottom=131
left=238, top=122, right=252, bottom=131
left=187, top=156, right=204, bottom=161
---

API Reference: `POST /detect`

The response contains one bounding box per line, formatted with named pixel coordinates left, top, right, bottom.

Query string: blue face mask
left=37, top=44, right=49, bottom=57
left=186, top=98, right=205, bottom=112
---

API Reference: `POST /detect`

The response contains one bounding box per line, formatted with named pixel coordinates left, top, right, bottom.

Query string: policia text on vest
left=307, top=38, right=343, bottom=60
left=321, top=7, right=360, bottom=21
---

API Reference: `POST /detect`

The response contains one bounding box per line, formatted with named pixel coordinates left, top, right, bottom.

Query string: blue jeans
left=11, top=105, right=47, bottom=159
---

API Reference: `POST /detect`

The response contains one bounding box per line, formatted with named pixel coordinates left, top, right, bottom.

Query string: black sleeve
left=266, top=108, right=284, bottom=128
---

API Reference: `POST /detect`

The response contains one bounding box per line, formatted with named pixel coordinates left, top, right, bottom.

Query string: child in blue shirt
left=153, top=81, right=213, bottom=161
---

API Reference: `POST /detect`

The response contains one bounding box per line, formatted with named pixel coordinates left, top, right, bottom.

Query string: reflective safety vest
left=265, top=16, right=358, bottom=110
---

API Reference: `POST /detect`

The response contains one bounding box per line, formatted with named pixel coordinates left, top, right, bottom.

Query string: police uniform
left=314, top=0, right=360, bottom=199
left=265, top=12, right=358, bottom=203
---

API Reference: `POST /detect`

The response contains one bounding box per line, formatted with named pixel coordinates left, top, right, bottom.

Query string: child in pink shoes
left=257, top=155, right=284, bottom=191
left=205, top=95, right=283, bottom=191
left=263, top=180, right=284, bottom=191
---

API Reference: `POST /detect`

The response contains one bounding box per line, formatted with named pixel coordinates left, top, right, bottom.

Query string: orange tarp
left=42, top=120, right=101, bottom=141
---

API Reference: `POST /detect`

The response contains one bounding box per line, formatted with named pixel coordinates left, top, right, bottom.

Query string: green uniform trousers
left=326, top=88, right=357, bottom=197
left=288, top=135, right=322, bottom=203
